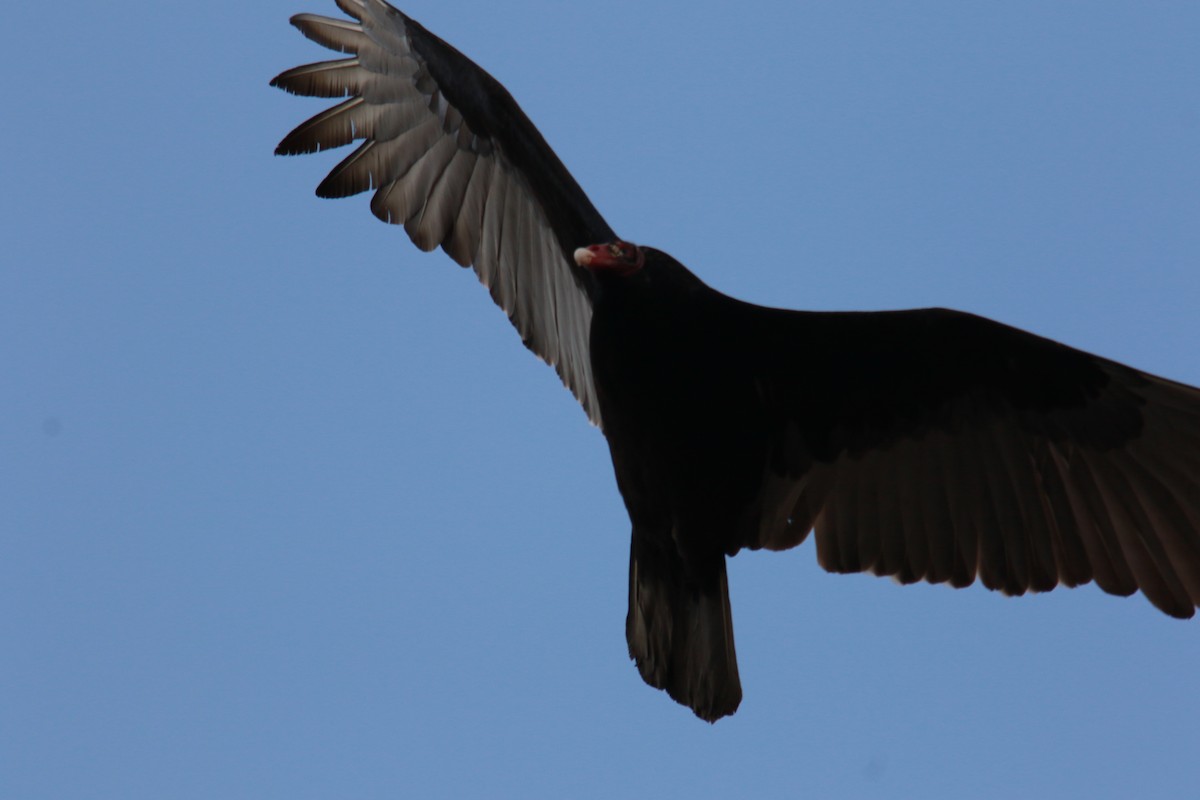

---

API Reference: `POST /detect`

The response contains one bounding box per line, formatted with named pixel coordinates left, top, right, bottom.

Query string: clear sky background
left=5, top=1, right=1200, bottom=797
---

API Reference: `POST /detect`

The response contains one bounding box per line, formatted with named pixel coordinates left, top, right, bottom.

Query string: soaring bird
left=272, top=0, right=1200, bottom=722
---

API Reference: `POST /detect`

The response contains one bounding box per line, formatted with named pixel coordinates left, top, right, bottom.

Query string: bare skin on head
left=575, top=241, right=645, bottom=275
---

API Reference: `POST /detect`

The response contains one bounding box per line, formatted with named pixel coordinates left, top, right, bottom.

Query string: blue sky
left=5, top=1, right=1199, bottom=797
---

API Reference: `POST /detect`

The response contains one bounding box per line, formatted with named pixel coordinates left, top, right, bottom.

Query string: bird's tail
left=626, top=532, right=742, bottom=722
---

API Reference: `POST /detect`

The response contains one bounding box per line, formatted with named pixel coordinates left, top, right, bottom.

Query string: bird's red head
left=573, top=240, right=645, bottom=276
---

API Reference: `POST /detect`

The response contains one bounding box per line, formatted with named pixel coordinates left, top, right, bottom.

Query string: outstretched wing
left=741, top=306, right=1200, bottom=618
left=271, top=0, right=616, bottom=424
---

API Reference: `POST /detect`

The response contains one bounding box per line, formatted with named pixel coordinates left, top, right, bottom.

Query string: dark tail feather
left=626, top=534, right=742, bottom=722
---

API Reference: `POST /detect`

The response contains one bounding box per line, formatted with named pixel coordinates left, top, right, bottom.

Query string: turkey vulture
left=272, top=0, right=1200, bottom=722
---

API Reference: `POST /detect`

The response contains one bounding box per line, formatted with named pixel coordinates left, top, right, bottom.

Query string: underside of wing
left=742, top=307, right=1200, bottom=618
left=271, top=0, right=617, bottom=425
